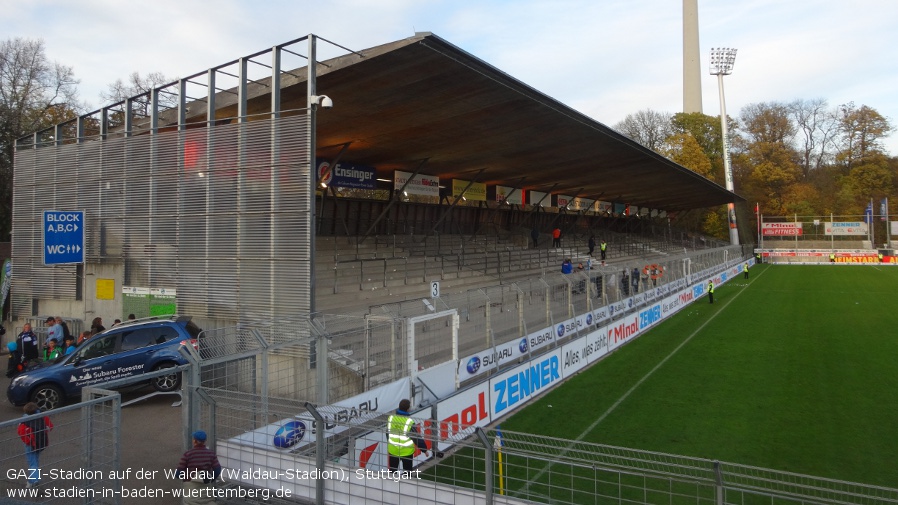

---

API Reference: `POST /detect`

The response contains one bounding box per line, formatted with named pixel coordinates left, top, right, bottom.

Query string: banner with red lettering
left=762, top=222, right=802, bottom=236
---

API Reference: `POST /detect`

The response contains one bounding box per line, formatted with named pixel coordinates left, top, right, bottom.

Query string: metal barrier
left=0, top=391, right=121, bottom=504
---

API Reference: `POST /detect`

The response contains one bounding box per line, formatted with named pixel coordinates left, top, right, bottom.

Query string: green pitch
left=498, top=264, right=898, bottom=488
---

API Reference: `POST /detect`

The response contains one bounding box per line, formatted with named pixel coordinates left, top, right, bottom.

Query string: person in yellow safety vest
left=878, top=252, right=884, bottom=263
left=708, top=280, right=714, bottom=304
left=387, top=399, right=430, bottom=473
left=830, top=252, right=835, bottom=263
left=743, top=263, right=749, bottom=279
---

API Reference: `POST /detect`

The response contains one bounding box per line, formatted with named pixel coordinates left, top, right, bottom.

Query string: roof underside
left=303, top=33, right=739, bottom=210
left=45, top=32, right=740, bottom=211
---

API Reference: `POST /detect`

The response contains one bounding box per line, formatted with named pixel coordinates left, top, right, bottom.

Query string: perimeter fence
left=202, top=407, right=898, bottom=505
left=759, top=214, right=893, bottom=250
left=177, top=246, right=746, bottom=453
left=0, top=390, right=120, bottom=504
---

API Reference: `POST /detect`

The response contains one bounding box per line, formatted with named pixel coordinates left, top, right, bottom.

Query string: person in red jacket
left=18, top=402, right=53, bottom=488
left=552, top=228, right=561, bottom=248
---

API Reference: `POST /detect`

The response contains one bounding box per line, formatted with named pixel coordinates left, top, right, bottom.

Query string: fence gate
left=407, top=308, right=459, bottom=372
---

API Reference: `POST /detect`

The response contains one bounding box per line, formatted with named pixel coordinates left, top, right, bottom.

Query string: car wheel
left=31, top=384, right=64, bottom=411
left=151, top=363, right=181, bottom=392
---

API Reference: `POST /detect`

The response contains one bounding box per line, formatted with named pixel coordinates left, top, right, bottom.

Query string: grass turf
left=496, top=264, right=898, bottom=488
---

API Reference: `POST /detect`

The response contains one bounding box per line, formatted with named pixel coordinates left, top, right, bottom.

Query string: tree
left=744, top=143, right=802, bottom=215
left=844, top=155, right=893, bottom=205
left=670, top=112, right=728, bottom=184
left=740, top=102, right=795, bottom=146
left=788, top=98, right=838, bottom=177
left=663, top=133, right=713, bottom=178
left=614, top=109, right=673, bottom=152
left=834, top=102, right=892, bottom=171
left=100, top=71, right=175, bottom=122
left=782, top=183, right=822, bottom=216
left=0, top=37, right=80, bottom=241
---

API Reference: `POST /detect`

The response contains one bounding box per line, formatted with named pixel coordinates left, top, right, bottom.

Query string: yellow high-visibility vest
left=387, top=415, right=415, bottom=457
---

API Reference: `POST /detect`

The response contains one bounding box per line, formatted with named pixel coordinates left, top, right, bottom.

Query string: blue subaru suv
left=7, top=315, right=201, bottom=410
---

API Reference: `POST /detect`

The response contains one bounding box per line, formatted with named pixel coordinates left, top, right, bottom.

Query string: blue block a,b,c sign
left=43, top=210, right=85, bottom=265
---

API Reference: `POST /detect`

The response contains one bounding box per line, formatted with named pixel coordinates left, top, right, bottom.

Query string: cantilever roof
left=27, top=32, right=741, bottom=211
left=304, top=32, right=740, bottom=211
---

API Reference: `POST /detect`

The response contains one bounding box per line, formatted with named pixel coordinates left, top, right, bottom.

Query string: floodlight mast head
left=709, top=47, right=738, bottom=75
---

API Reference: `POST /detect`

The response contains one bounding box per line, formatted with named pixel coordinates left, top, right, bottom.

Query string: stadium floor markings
left=512, top=266, right=769, bottom=496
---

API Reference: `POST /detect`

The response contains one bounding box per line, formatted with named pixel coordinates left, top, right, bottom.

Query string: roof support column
left=428, top=168, right=486, bottom=236
left=360, top=158, right=430, bottom=243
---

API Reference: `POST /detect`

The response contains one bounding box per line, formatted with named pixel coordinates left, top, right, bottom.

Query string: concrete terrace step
left=312, top=234, right=677, bottom=314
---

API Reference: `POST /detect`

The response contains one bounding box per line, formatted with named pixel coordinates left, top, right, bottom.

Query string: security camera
left=311, top=95, right=333, bottom=109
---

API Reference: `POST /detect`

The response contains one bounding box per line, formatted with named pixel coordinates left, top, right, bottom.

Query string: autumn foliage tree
left=0, top=37, right=80, bottom=241
left=615, top=100, right=895, bottom=241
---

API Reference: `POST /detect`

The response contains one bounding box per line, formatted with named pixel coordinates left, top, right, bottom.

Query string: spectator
left=62, top=335, right=77, bottom=355
left=575, top=263, right=587, bottom=293
left=16, top=324, right=39, bottom=365
left=45, top=317, right=63, bottom=346
left=176, top=430, right=222, bottom=502
left=90, top=317, right=105, bottom=335
left=631, top=267, right=640, bottom=294
left=112, top=319, right=122, bottom=327
left=6, top=342, right=23, bottom=378
left=44, top=340, right=61, bottom=362
left=18, top=402, right=53, bottom=488
left=594, top=275, right=603, bottom=299
left=127, top=314, right=136, bottom=321
left=55, top=317, right=72, bottom=342
left=530, top=227, right=539, bottom=248
left=77, top=331, right=91, bottom=346
left=588, top=235, right=596, bottom=257
left=552, top=228, right=561, bottom=248
left=561, top=259, right=573, bottom=274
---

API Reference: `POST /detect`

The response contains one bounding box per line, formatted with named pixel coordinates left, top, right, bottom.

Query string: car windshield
left=76, top=334, right=117, bottom=360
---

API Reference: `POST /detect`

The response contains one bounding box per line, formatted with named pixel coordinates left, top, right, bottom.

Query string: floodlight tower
left=710, top=47, right=739, bottom=246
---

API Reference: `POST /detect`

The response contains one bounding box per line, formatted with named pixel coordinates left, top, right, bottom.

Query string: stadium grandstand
left=8, top=33, right=894, bottom=505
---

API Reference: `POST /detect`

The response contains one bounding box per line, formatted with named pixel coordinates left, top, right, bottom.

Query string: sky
left=3, top=0, right=898, bottom=154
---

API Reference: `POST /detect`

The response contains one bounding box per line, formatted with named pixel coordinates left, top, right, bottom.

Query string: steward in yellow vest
left=387, top=399, right=429, bottom=472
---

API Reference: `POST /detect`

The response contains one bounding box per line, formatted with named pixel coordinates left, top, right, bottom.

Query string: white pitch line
left=513, top=266, right=767, bottom=496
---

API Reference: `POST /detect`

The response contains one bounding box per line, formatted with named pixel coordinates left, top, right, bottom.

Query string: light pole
left=710, top=47, right=739, bottom=246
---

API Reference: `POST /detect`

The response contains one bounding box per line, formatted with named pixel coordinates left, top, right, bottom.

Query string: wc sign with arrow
left=43, top=210, right=85, bottom=265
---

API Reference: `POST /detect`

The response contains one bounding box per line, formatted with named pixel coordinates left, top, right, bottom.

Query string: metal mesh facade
left=12, top=114, right=313, bottom=323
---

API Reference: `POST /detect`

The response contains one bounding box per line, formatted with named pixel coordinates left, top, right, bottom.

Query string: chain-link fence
left=0, top=390, right=120, bottom=504
left=362, top=246, right=741, bottom=388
